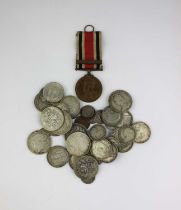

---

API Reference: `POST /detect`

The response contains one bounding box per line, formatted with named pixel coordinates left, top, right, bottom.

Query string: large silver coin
left=27, top=130, right=51, bottom=154
left=102, top=143, right=118, bottom=163
left=40, top=106, right=64, bottom=131
left=91, top=139, right=113, bottom=160
left=74, top=155, right=98, bottom=179
left=81, top=105, right=95, bottom=118
left=102, top=106, right=122, bottom=127
left=47, top=146, right=69, bottom=167
left=65, top=132, right=91, bottom=156
left=132, top=122, right=151, bottom=143
left=89, top=124, right=106, bottom=140
left=117, top=111, right=133, bottom=127
left=50, top=111, right=72, bottom=136
left=90, top=110, right=103, bottom=124
left=109, top=90, right=132, bottom=113
left=43, top=82, right=64, bottom=103
left=118, top=126, right=136, bottom=143
left=62, top=96, right=80, bottom=118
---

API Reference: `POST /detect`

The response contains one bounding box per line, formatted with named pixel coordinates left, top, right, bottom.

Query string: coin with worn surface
left=50, top=111, right=72, bottom=136
left=90, top=110, right=103, bottom=124
left=47, top=146, right=69, bottom=167
left=81, top=177, right=95, bottom=184
left=81, top=105, right=95, bottom=118
left=75, top=74, right=102, bottom=102
left=65, top=123, right=87, bottom=139
left=66, top=132, right=91, bottom=156
left=89, top=124, right=106, bottom=140
left=74, top=116, right=90, bottom=129
left=118, top=126, right=135, bottom=143
left=132, top=122, right=151, bottom=143
left=91, top=139, right=113, bottom=160
left=119, top=141, right=134, bottom=153
left=34, top=89, right=50, bottom=111
left=56, top=101, right=70, bottom=112
left=109, top=90, right=132, bottom=113
left=62, top=95, right=80, bottom=118
left=117, top=111, right=133, bottom=127
left=102, top=106, right=122, bottom=127
left=43, top=82, right=64, bottom=103
left=74, top=155, right=98, bottom=179
left=69, top=156, right=79, bottom=169
left=40, top=106, right=64, bottom=131
left=27, top=130, right=51, bottom=154
left=102, top=143, right=118, bottom=163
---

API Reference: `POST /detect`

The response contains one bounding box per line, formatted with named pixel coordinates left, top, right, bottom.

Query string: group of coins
left=27, top=82, right=151, bottom=184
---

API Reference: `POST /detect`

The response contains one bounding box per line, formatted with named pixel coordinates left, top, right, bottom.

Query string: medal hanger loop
left=84, top=25, right=94, bottom=32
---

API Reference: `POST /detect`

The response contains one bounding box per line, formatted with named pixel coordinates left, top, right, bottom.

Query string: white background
left=0, top=0, right=180, bottom=210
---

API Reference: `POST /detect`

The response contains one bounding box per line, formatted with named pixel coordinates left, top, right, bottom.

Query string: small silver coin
left=40, top=106, right=64, bottom=131
left=90, top=110, right=103, bottom=124
left=69, top=156, right=79, bottom=169
left=66, top=132, right=91, bottom=156
left=119, top=141, right=134, bottom=153
left=62, top=96, right=80, bottom=118
left=27, top=130, right=51, bottom=154
left=81, top=105, right=95, bottom=118
left=43, top=82, right=64, bottom=103
left=47, top=146, right=69, bottom=167
left=118, top=126, right=136, bottom=143
left=132, top=122, right=151, bottom=143
left=102, top=106, right=122, bottom=127
left=102, top=143, right=118, bottom=163
left=34, top=89, right=50, bottom=111
left=50, top=111, right=72, bottom=136
left=56, top=101, right=70, bottom=113
left=81, top=177, right=95, bottom=184
left=89, top=124, right=107, bottom=140
left=109, top=90, right=132, bottom=113
left=64, top=123, right=87, bottom=139
left=74, top=155, right=98, bottom=179
left=91, top=139, right=113, bottom=161
left=116, top=111, right=133, bottom=127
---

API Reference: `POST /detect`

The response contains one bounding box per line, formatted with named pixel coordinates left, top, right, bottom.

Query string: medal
left=75, top=25, right=103, bottom=102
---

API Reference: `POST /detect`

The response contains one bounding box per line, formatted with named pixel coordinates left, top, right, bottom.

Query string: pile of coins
left=27, top=82, right=151, bottom=184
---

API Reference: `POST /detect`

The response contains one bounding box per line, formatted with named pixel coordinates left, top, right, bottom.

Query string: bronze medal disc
left=75, top=74, right=102, bottom=102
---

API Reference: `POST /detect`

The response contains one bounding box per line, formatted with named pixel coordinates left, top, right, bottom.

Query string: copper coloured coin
left=75, top=74, right=102, bottom=102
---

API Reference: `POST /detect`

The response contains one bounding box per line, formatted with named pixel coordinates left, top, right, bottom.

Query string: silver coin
left=90, top=110, right=103, bottom=124
left=81, top=105, right=95, bottom=118
left=116, top=111, right=133, bottom=127
left=102, top=143, right=118, bottom=163
left=47, top=146, right=69, bottom=167
left=74, top=155, right=98, bottom=179
left=91, top=139, right=113, bottom=160
left=101, top=106, right=122, bottom=127
left=89, top=124, right=107, bottom=140
left=132, top=122, right=151, bottom=143
left=69, top=155, right=79, bottom=169
left=81, top=177, right=95, bottom=184
left=34, top=89, right=50, bottom=111
left=118, top=126, right=136, bottom=143
left=27, top=130, right=51, bottom=154
left=64, top=123, right=87, bottom=139
left=66, top=132, right=91, bottom=156
left=56, top=101, right=70, bottom=113
left=109, top=90, right=132, bottom=113
left=40, top=106, right=64, bottom=131
left=62, top=96, right=80, bottom=118
left=119, top=141, right=134, bottom=153
left=43, top=82, right=64, bottom=103
left=50, top=111, right=72, bottom=136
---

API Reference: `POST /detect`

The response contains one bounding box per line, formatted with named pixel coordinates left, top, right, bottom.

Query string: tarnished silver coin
left=81, top=177, right=95, bottom=184
left=64, top=123, right=87, bottom=139
left=50, top=111, right=72, bottom=136
left=102, top=106, right=122, bottom=127
left=74, top=155, right=98, bottom=179
left=118, top=126, right=136, bottom=143
left=62, top=96, right=80, bottom=118
left=81, top=105, right=95, bottom=118
left=66, top=132, right=91, bottom=156
left=117, top=111, right=133, bottom=127
left=34, top=89, right=50, bottom=111
left=90, top=110, right=103, bottom=124
left=47, top=146, right=69, bottom=167
left=109, top=90, right=132, bottom=113
left=69, top=155, right=79, bottom=169
left=43, top=82, right=64, bottom=103
left=102, top=143, right=118, bottom=163
left=40, top=106, right=64, bottom=131
left=27, top=130, right=51, bottom=154
left=91, top=139, right=113, bottom=160
left=119, top=141, right=134, bottom=153
left=132, top=122, right=151, bottom=143
left=56, top=101, right=70, bottom=113
left=89, top=124, right=107, bottom=140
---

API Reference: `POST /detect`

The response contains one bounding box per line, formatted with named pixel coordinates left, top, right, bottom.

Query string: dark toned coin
left=74, top=116, right=90, bottom=129
left=80, top=105, right=95, bottom=118
left=75, top=73, right=102, bottom=102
